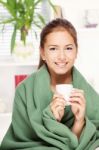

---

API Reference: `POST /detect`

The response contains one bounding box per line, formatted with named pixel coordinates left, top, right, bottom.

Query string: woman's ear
left=40, top=47, right=46, bottom=61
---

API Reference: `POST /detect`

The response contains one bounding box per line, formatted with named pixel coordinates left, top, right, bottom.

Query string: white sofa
left=0, top=113, right=12, bottom=144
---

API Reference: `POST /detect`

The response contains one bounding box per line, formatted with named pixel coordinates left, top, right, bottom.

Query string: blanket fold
left=0, top=65, right=99, bottom=150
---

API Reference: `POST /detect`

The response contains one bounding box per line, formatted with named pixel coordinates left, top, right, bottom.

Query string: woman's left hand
left=69, top=89, right=86, bottom=122
left=69, top=89, right=86, bottom=138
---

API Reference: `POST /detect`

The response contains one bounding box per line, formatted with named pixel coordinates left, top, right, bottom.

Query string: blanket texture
left=0, top=65, right=99, bottom=150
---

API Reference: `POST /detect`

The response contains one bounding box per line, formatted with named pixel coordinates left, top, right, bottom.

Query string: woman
left=0, top=18, right=99, bottom=150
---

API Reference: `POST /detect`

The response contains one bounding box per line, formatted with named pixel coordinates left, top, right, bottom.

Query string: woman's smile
left=55, top=61, right=68, bottom=68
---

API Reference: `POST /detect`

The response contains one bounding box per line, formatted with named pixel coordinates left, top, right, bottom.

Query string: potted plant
left=0, top=0, right=55, bottom=52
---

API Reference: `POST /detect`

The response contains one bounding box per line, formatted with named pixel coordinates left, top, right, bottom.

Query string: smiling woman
left=0, top=18, right=99, bottom=150
left=40, top=30, right=77, bottom=76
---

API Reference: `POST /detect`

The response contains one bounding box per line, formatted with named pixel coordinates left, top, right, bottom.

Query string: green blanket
left=0, top=65, right=99, bottom=150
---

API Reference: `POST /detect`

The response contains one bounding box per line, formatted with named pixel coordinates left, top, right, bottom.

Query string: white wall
left=52, top=0, right=99, bottom=9
left=0, top=65, right=37, bottom=113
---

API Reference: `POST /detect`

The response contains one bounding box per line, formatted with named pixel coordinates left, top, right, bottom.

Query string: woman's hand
left=70, top=89, right=86, bottom=122
left=50, top=93, right=66, bottom=122
left=69, top=89, right=86, bottom=138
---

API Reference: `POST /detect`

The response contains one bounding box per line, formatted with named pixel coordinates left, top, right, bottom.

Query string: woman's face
left=41, top=30, right=77, bottom=76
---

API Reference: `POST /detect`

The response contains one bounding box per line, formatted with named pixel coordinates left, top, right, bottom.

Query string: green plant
left=0, top=0, right=55, bottom=52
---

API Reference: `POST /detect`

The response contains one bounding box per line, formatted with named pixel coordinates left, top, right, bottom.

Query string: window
left=0, top=4, right=13, bottom=56
left=0, top=3, right=42, bottom=60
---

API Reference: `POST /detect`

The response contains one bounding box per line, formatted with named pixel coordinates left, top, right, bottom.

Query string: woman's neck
left=50, top=70, right=72, bottom=91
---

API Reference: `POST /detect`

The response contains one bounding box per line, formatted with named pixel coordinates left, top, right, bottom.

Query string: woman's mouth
left=55, top=62, right=68, bottom=68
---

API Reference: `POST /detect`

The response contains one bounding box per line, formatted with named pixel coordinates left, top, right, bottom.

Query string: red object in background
left=15, top=75, right=28, bottom=87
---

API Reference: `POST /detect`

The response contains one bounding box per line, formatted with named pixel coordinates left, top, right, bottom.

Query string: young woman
left=0, top=18, right=99, bottom=150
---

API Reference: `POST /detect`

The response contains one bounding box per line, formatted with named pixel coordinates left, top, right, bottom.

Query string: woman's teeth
left=55, top=62, right=67, bottom=67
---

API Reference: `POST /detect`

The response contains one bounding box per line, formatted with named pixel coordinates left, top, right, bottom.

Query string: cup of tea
left=56, top=84, right=73, bottom=105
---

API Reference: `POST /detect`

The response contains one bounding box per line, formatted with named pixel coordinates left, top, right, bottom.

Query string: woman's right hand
left=50, top=93, right=66, bottom=122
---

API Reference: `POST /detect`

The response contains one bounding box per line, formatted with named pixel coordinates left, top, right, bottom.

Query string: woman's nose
left=58, top=50, right=66, bottom=60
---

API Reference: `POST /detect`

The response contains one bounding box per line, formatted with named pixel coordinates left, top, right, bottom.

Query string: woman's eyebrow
left=65, top=44, right=73, bottom=47
left=48, top=44, right=74, bottom=47
left=48, top=45, right=58, bottom=47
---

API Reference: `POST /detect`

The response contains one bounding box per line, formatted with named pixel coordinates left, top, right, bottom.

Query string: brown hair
left=38, top=18, right=78, bottom=69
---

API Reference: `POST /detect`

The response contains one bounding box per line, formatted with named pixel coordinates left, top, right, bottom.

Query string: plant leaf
left=6, top=0, right=17, bottom=17
left=48, top=0, right=56, bottom=13
left=0, top=0, right=6, bottom=6
left=37, top=13, right=46, bottom=25
left=34, top=0, right=42, bottom=6
left=33, top=21, right=42, bottom=28
left=0, top=18, right=15, bottom=24
left=25, top=0, right=34, bottom=7
left=11, top=25, right=17, bottom=52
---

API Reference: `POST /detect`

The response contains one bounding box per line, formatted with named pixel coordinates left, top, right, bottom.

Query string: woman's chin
left=54, top=70, right=68, bottom=75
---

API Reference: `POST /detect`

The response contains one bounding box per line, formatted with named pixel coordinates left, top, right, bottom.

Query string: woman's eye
left=66, top=47, right=73, bottom=50
left=49, top=47, right=56, bottom=51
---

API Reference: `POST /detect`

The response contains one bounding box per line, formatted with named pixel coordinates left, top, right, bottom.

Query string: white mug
left=56, top=84, right=73, bottom=105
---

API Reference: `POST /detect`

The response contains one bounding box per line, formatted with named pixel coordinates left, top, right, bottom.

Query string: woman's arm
left=71, top=119, right=85, bottom=139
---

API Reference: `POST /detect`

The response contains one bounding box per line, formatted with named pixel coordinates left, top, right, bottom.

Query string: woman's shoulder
left=15, top=65, right=47, bottom=91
